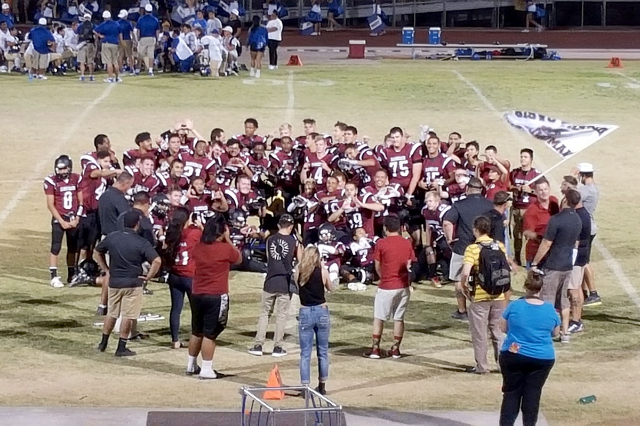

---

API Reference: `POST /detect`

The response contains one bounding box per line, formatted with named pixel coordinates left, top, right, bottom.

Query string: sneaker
left=521, top=28, right=530, bottom=33
left=97, top=342, right=107, bottom=352
left=115, top=77, right=123, bottom=83
left=389, top=346, right=401, bottom=359
left=129, top=71, right=137, bottom=76
left=561, top=333, right=570, bottom=344
left=465, top=366, right=488, bottom=375
left=268, top=65, right=275, bottom=70
left=148, top=71, right=154, bottom=77
left=79, top=75, right=85, bottom=82
left=37, top=75, right=48, bottom=80
left=248, top=344, right=264, bottom=356
left=272, top=346, right=287, bottom=357
left=143, top=287, right=153, bottom=295
left=95, top=305, right=108, bottom=316
left=568, top=321, right=584, bottom=334
left=536, top=26, right=545, bottom=32
left=103, top=78, right=114, bottom=83
left=249, top=68, right=255, bottom=77
left=186, top=365, right=201, bottom=376
left=451, top=310, right=468, bottom=321
left=89, top=75, right=95, bottom=82
left=431, top=277, right=442, bottom=288
left=115, top=348, right=137, bottom=357
left=50, top=276, right=64, bottom=288
left=199, top=369, right=218, bottom=380
left=584, top=294, right=602, bottom=307
left=363, top=346, right=380, bottom=359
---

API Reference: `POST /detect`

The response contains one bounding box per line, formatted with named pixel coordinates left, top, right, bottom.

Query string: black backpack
left=476, top=241, right=511, bottom=295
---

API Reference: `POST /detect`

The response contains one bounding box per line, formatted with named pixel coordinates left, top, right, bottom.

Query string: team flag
left=504, top=111, right=618, bottom=158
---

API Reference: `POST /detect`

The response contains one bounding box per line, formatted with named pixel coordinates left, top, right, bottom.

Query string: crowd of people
left=43, top=117, right=600, bottom=424
left=0, top=0, right=284, bottom=78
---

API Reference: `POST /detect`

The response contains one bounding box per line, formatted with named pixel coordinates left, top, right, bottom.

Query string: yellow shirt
left=463, top=235, right=506, bottom=302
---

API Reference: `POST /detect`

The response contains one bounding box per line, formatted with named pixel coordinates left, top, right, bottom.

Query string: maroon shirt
left=44, top=173, right=81, bottom=218
left=379, top=143, right=423, bottom=190
left=192, top=241, right=240, bottom=295
left=509, top=167, right=541, bottom=209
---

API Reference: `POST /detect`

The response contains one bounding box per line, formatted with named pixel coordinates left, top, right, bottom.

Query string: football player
left=269, top=122, right=292, bottom=152
left=228, top=210, right=267, bottom=273
left=287, top=178, right=322, bottom=245
left=441, top=167, right=469, bottom=204
left=126, top=155, right=160, bottom=196
left=216, top=138, right=252, bottom=188
left=301, top=135, right=338, bottom=191
left=378, top=127, right=423, bottom=203
left=295, top=118, right=317, bottom=147
left=477, top=145, right=511, bottom=184
left=123, top=132, right=155, bottom=167
left=178, top=140, right=218, bottom=182
left=363, top=169, right=404, bottom=237
left=247, top=141, right=272, bottom=196
left=316, top=223, right=345, bottom=288
left=341, top=228, right=378, bottom=291
left=157, top=133, right=188, bottom=171
left=461, top=141, right=481, bottom=177
left=81, top=134, right=121, bottom=172
left=44, top=155, right=83, bottom=288
left=157, top=159, right=190, bottom=193
left=340, top=143, right=380, bottom=188
left=235, top=118, right=265, bottom=151
left=509, top=148, right=540, bottom=265
left=150, top=192, right=172, bottom=243
left=184, top=176, right=216, bottom=221
left=484, top=163, right=510, bottom=201
left=225, top=174, right=266, bottom=219
left=332, top=121, right=347, bottom=146
left=418, top=135, right=456, bottom=191
left=328, top=182, right=384, bottom=238
left=269, top=136, right=300, bottom=202
left=417, top=191, right=452, bottom=287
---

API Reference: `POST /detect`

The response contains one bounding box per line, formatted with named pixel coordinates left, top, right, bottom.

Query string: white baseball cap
left=118, top=9, right=128, bottom=18
left=38, top=17, right=47, bottom=25
left=144, top=4, right=153, bottom=12
left=82, top=13, right=92, bottom=20
left=577, top=162, right=594, bottom=173
left=230, top=8, right=239, bottom=16
left=222, top=25, right=233, bottom=33
left=2, top=3, right=10, bottom=10
left=102, top=10, right=111, bottom=19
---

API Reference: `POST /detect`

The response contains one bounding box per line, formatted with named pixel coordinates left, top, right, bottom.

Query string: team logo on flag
left=504, top=111, right=618, bottom=158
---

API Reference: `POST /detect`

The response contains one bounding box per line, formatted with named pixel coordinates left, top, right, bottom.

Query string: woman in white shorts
left=524, top=1, right=544, bottom=32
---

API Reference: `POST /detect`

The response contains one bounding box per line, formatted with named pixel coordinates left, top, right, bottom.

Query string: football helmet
left=318, top=223, right=337, bottom=243
left=151, top=193, right=170, bottom=218
left=54, top=155, right=72, bottom=179
left=68, top=259, right=100, bottom=287
left=230, top=210, right=247, bottom=228
left=337, top=158, right=354, bottom=172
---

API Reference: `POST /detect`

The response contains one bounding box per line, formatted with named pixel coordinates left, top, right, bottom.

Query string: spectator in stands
left=29, top=17, right=54, bottom=80
left=0, top=20, right=19, bottom=72
left=95, top=11, right=122, bottom=83
left=499, top=271, right=559, bottom=426
left=265, top=9, right=282, bottom=70
left=206, top=8, right=221, bottom=35
left=1, top=3, right=14, bottom=28
left=308, top=0, right=322, bottom=35
left=77, top=13, right=95, bottom=82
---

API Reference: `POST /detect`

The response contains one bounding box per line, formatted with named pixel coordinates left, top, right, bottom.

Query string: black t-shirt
left=485, top=208, right=506, bottom=244
left=116, top=208, right=155, bottom=246
left=299, top=267, right=325, bottom=306
left=444, top=193, right=494, bottom=255
left=542, top=208, right=582, bottom=272
left=574, top=206, right=592, bottom=266
left=264, top=233, right=297, bottom=293
left=78, top=21, right=95, bottom=43
left=98, top=186, right=131, bottom=236
left=229, top=19, right=242, bottom=38
left=96, top=229, right=159, bottom=288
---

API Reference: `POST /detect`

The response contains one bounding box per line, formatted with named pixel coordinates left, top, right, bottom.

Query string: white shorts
left=449, top=252, right=465, bottom=282
left=527, top=4, right=537, bottom=12
left=374, top=287, right=411, bottom=322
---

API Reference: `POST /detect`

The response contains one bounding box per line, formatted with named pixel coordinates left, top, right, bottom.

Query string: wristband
left=76, top=206, right=84, bottom=217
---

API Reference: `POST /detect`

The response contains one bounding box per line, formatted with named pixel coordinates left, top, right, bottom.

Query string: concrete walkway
left=0, top=407, right=549, bottom=426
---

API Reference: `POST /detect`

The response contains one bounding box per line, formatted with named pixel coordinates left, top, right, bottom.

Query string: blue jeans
left=168, top=273, right=193, bottom=343
left=298, top=305, right=330, bottom=385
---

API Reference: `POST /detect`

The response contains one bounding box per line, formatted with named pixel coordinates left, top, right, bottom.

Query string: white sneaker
left=199, top=369, right=217, bottom=380
left=37, top=75, right=48, bottom=80
left=249, top=68, right=255, bottom=77
left=255, top=70, right=261, bottom=78
left=521, top=28, right=530, bottom=33
left=268, top=65, right=275, bottom=70
left=50, top=276, right=64, bottom=288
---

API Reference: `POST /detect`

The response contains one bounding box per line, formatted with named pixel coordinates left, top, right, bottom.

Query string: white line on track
left=286, top=70, right=295, bottom=124
left=452, top=69, right=640, bottom=313
left=614, top=70, right=640, bottom=84
left=0, top=84, right=116, bottom=228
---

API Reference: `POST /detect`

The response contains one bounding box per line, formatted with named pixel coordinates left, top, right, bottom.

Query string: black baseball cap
left=278, top=214, right=295, bottom=227
left=493, top=191, right=513, bottom=205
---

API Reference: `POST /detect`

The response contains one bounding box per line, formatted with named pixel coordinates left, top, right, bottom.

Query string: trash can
left=428, top=27, right=441, bottom=44
left=402, top=27, right=414, bottom=44
left=348, top=40, right=366, bottom=59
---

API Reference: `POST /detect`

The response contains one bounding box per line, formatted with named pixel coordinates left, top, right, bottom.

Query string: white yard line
left=453, top=69, right=640, bottom=313
left=0, top=84, right=116, bottom=228
left=614, top=70, right=640, bottom=84
left=286, top=70, right=295, bottom=124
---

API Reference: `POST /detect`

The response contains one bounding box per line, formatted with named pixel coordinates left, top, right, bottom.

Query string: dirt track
left=283, top=28, right=640, bottom=49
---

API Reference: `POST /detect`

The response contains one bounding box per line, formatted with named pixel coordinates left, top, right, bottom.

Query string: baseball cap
left=82, top=13, right=92, bottom=20
left=578, top=162, right=594, bottom=173
left=102, top=10, right=111, bottom=19
left=144, top=4, right=153, bottom=12
left=118, top=9, right=128, bottom=18
left=38, top=17, right=47, bottom=25
left=278, top=214, right=295, bottom=227
left=468, top=177, right=484, bottom=189
left=211, top=28, right=219, bottom=34
left=222, top=25, right=233, bottom=33
left=230, top=8, right=239, bottom=16
left=493, top=191, right=513, bottom=206
left=2, top=3, right=10, bottom=10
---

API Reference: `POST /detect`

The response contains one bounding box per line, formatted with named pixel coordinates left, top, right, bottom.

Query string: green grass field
left=1, top=61, right=640, bottom=425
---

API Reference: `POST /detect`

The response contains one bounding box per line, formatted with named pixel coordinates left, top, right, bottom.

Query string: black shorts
left=51, top=219, right=79, bottom=256
left=250, top=46, right=266, bottom=53
left=78, top=211, right=101, bottom=250
left=191, top=293, right=229, bottom=340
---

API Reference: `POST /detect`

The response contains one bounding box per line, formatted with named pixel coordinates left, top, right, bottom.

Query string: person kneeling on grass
left=186, top=215, right=241, bottom=379
left=96, top=211, right=162, bottom=357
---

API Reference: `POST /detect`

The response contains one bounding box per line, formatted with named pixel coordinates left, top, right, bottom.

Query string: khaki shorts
left=101, top=43, right=119, bottom=66
left=541, top=269, right=571, bottom=310
left=108, top=287, right=143, bottom=320
left=569, top=265, right=585, bottom=290
left=449, top=252, right=465, bottom=282
left=77, top=43, right=96, bottom=64
left=49, top=52, right=62, bottom=61
left=138, top=37, right=155, bottom=60
left=118, top=39, right=133, bottom=59
left=374, top=287, right=411, bottom=322
left=31, top=51, right=50, bottom=69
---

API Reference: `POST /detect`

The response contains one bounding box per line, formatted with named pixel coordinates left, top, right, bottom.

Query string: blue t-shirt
left=193, top=18, right=207, bottom=29
left=136, top=14, right=159, bottom=38
left=118, top=18, right=133, bottom=41
left=501, top=298, right=560, bottom=360
left=29, top=26, right=55, bottom=54
left=1, top=13, right=15, bottom=28
left=95, top=19, right=121, bottom=44
left=248, top=25, right=267, bottom=50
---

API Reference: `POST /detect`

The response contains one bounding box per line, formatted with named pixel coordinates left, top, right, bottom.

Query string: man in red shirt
left=366, top=215, right=416, bottom=360
left=523, top=178, right=560, bottom=268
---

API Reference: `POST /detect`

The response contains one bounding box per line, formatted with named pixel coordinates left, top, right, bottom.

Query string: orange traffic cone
left=287, top=55, right=303, bottom=66
left=607, top=57, right=623, bottom=68
left=263, top=365, right=284, bottom=400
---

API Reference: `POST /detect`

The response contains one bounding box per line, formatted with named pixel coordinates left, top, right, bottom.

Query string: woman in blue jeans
left=163, top=207, right=203, bottom=349
left=295, top=245, right=333, bottom=395
left=499, top=271, right=560, bottom=426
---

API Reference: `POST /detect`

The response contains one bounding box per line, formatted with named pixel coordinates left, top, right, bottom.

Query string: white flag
left=504, top=111, right=618, bottom=158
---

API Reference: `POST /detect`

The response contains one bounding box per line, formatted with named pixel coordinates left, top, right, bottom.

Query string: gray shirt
left=578, top=183, right=598, bottom=235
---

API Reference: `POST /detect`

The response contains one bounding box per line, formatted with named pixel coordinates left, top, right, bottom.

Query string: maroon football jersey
left=445, top=182, right=467, bottom=204
left=422, top=153, right=456, bottom=185
left=126, top=166, right=160, bottom=196
left=235, top=134, right=265, bottom=150
left=317, top=241, right=345, bottom=269
left=349, top=236, right=378, bottom=267
left=363, top=184, right=404, bottom=225
left=305, top=151, right=337, bottom=191
left=343, top=193, right=376, bottom=236
left=215, top=153, right=249, bottom=188
left=44, top=173, right=81, bottom=219
left=422, top=202, right=451, bottom=242
left=122, top=148, right=148, bottom=167
left=379, top=143, right=423, bottom=190
left=248, top=156, right=271, bottom=184
left=185, top=191, right=212, bottom=216
left=509, top=167, right=540, bottom=209
left=79, top=162, right=107, bottom=212
left=156, top=170, right=190, bottom=192
left=224, top=188, right=260, bottom=211
left=178, top=152, right=217, bottom=181
left=300, top=194, right=323, bottom=231
left=269, top=150, right=297, bottom=186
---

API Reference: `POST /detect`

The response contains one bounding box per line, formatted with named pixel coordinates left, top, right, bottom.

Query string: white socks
left=200, top=360, right=216, bottom=379
left=250, top=68, right=255, bottom=77
left=255, top=69, right=261, bottom=78
left=187, top=355, right=197, bottom=372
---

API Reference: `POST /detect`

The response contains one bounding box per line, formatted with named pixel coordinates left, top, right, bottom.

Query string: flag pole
left=528, top=155, right=574, bottom=185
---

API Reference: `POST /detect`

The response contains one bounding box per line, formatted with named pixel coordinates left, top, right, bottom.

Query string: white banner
left=504, top=111, right=618, bottom=158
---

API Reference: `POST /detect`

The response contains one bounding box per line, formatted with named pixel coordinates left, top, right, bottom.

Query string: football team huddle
left=43, top=117, right=537, bottom=293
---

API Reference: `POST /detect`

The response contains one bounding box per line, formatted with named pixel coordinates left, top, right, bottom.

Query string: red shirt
left=171, top=226, right=203, bottom=277
left=523, top=196, right=560, bottom=261
left=374, top=235, right=416, bottom=290
left=192, top=241, right=240, bottom=295
left=485, top=179, right=509, bottom=201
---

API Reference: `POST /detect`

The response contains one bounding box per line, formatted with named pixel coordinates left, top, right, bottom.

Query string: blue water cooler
left=402, top=27, right=414, bottom=44
left=428, top=27, right=441, bottom=44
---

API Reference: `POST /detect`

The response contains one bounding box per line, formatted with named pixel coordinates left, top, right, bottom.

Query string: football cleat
left=50, top=276, right=64, bottom=288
